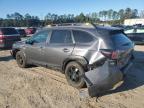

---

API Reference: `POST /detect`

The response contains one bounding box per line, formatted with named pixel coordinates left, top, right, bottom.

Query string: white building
left=124, top=19, right=144, bottom=26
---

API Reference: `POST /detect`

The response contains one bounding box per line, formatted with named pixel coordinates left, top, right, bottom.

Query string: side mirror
left=25, top=39, right=34, bottom=45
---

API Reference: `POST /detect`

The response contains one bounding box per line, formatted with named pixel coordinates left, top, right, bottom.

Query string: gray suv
left=11, top=23, right=134, bottom=95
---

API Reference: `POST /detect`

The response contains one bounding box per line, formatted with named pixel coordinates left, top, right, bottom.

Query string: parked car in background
left=0, top=27, right=21, bottom=49
left=124, top=27, right=144, bottom=44
left=11, top=23, right=134, bottom=96
left=16, top=29, right=27, bottom=37
left=25, top=27, right=36, bottom=36
left=112, top=24, right=126, bottom=29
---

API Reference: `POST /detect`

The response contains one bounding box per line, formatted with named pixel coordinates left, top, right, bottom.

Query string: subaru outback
left=11, top=23, right=134, bottom=96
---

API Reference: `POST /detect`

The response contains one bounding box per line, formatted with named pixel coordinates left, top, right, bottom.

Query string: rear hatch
left=111, top=32, right=134, bottom=69
left=1, top=28, right=21, bottom=48
left=97, top=26, right=134, bottom=69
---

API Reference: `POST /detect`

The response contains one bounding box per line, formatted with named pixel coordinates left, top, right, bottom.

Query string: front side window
left=30, top=31, right=49, bottom=43
left=72, top=30, right=94, bottom=43
left=50, top=30, right=72, bottom=44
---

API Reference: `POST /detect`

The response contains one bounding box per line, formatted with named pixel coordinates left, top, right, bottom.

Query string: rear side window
left=112, top=33, right=132, bottom=46
left=72, top=30, right=94, bottom=43
left=50, top=30, right=72, bottom=44
left=1, top=28, right=18, bottom=35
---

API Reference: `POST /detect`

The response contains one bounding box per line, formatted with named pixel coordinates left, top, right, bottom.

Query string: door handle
left=63, top=48, right=70, bottom=52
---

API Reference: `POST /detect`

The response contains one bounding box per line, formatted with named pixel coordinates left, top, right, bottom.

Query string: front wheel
left=16, top=51, right=27, bottom=68
left=65, top=62, right=85, bottom=88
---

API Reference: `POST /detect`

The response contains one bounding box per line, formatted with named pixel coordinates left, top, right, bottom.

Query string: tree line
left=0, top=8, right=144, bottom=27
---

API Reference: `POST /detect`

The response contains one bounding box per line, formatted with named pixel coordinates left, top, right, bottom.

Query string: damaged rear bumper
left=83, top=60, right=131, bottom=97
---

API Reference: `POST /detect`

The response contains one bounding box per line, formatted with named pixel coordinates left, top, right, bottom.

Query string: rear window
left=1, top=28, right=18, bottom=35
left=112, top=33, right=132, bottom=47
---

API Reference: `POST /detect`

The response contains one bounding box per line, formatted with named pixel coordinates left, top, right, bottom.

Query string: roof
left=44, top=23, right=123, bottom=32
left=45, top=23, right=96, bottom=29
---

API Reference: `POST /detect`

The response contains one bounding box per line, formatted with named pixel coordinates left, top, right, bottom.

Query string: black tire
left=65, top=62, right=85, bottom=88
left=16, top=51, right=27, bottom=68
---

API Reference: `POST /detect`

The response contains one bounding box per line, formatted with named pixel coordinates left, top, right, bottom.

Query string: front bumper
left=83, top=60, right=132, bottom=97
left=10, top=49, right=15, bottom=58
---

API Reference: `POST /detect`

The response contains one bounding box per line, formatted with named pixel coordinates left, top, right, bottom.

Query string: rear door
left=1, top=28, right=20, bottom=48
left=44, top=29, right=74, bottom=68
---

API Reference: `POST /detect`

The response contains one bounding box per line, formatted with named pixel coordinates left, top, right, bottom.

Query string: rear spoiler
left=109, top=29, right=124, bottom=35
left=95, top=26, right=124, bottom=35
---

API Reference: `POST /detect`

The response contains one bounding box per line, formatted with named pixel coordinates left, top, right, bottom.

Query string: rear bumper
left=83, top=59, right=132, bottom=97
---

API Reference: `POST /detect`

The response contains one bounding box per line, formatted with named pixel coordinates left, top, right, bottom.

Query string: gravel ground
left=0, top=45, right=144, bottom=108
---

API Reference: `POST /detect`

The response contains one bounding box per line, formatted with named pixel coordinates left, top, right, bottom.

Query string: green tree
left=108, top=9, right=113, bottom=20
left=112, top=11, right=119, bottom=20
left=75, top=13, right=86, bottom=22
left=124, top=8, right=132, bottom=19
left=25, top=13, right=31, bottom=19
left=103, top=10, right=108, bottom=21
left=91, top=12, right=98, bottom=22
left=140, top=10, right=144, bottom=18
left=131, top=9, right=138, bottom=18
left=118, top=9, right=124, bottom=19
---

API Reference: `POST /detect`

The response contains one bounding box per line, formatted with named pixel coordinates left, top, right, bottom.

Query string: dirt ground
left=0, top=45, right=144, bottom=108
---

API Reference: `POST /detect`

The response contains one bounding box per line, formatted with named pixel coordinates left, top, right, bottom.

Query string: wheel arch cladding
left=13, top=49, right=20, bottom=58
left=62, top=56, right=88, bottom=72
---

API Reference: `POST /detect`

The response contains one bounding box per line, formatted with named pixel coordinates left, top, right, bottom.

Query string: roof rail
left=46, top=23, right=97, bottom=28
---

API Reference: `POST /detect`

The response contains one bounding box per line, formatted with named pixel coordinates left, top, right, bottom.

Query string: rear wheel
left=65, top=62, right=85, bottom=88
left=16, top=51, right=27, bottom=68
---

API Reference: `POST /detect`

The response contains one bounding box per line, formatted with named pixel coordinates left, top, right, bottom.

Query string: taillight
left=100, top=49, right=119, bottom=60
left=111, top=51, right=119, bottom=59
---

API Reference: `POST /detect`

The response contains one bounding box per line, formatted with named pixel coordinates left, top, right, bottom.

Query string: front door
left=25, top=30, right=49, bottom=65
